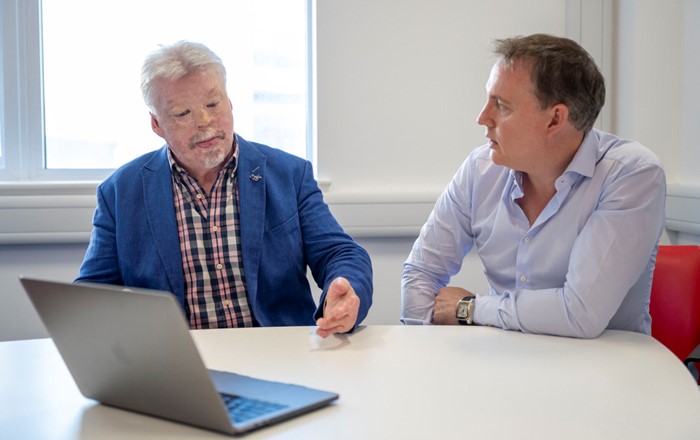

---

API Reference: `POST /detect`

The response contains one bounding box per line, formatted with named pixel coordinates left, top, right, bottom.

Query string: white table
left=1, top=326, right=699, bottom=439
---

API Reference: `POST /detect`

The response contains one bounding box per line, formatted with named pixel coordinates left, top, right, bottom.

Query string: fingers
left=315, top=313, right=355, bottom=337
left=315, top=309, right=355, bottom=338
left=315, top=321, right=347, bottom=338
left=432, top=298, right=457, bottom=325
left=316, top=277, right=360, bottom=338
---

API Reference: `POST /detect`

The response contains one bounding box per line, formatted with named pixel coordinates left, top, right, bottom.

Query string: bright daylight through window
left=41, top=0, right=309, bottom=170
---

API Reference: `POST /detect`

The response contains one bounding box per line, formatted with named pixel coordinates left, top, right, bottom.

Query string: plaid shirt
left=168, top=143, right=257, bottom=329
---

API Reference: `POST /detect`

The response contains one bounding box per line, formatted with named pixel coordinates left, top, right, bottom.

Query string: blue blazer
left=76, top=136, right=373, bottom=327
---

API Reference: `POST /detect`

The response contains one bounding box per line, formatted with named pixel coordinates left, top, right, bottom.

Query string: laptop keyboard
left=220, top=393, right=289, bottom=423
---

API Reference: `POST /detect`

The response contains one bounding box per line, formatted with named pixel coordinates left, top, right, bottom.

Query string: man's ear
left=547, top=103, right=570, bottom=133
left=150, top=112, right=163, bottom=137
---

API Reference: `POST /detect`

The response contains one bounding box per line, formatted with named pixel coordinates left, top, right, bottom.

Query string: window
left=0, top=0, right=312, bottom=181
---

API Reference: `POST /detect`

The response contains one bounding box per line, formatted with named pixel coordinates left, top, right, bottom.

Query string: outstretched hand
left=315, top=277, right=360, bottom=338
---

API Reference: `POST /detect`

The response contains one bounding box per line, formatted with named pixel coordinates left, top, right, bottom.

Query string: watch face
left=457, top=302, right=469, bottom=319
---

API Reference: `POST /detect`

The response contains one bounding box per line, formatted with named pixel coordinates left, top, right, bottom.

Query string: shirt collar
left=509, top=129, right=599, bottom=196
left=561, top=129, right=599, bottom=179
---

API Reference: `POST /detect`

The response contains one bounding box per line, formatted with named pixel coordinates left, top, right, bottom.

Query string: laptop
left=19, top=277, right=338, bottom=435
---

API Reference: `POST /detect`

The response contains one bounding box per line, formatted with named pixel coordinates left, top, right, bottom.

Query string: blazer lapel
left=237, top=139, right=266, bottom=302
left=141, top=147, right=185, bottom=303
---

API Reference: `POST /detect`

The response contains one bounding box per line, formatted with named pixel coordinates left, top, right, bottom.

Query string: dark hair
left=493, top=34, right=605, bottom=132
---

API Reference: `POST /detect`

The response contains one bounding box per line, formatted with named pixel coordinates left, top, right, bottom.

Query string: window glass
left=41, top=0, right=308, bottom=169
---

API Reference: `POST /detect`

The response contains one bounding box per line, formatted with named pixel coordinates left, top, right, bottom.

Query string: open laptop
left=20, top=277, right=338, bottom=435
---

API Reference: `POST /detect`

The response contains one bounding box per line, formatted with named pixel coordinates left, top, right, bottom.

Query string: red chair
left=650, top=245, right=700, bottom=382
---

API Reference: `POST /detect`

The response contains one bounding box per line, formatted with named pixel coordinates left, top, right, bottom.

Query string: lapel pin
left=249, top=167, right=262, bottom=182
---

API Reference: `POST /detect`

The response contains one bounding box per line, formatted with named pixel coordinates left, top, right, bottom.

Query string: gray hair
left=141, top=40, right=227, bottom=113
left=492, top=34, right=605, bottom=133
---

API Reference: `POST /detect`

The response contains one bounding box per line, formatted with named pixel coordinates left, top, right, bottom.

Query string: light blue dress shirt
left=401, top=129, right=666, bottom=338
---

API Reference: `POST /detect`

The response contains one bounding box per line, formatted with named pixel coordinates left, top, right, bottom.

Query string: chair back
left=650, top=245, right=700, bottom=361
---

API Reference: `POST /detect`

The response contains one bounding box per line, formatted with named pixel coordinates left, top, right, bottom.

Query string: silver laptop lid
left=20, top=277, right=238, bottom=434
left=20, top=277, right=338, bottom=435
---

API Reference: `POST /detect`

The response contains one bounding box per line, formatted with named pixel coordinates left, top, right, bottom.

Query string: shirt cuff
left=472, top=294, right=501, bottom=328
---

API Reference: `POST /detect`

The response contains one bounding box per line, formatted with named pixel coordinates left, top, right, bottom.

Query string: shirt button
left=196, top=193, right=203, bottom=199
left=212, top=225, right=219, bottom=232
left=216, top=263, right=223, bottom=270
left=519, top=275, right=527, bottom=282
left=223, top=299, right=231, bottom=307
left=523, top=236, right=530, bottom=243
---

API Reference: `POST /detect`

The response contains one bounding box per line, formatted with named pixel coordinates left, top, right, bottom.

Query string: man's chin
left=203, top=152, right=227, bottom=169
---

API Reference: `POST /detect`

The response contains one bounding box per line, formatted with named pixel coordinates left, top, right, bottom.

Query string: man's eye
left=207, top=102, right=219, bottom=108
left=175, top=110, right=190, bottom=117
left=495, top=100, right=510, bottom=112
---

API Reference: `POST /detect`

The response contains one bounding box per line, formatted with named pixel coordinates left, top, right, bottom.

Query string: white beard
left=203, top=149, right=227, bottom=169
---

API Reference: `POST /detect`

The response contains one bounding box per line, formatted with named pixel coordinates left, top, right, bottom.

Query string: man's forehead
left=493, top=57, right=534, bottom=75
left=486, top=58, right=533, bottom=89
left=155, top=73, right=226, bottom=104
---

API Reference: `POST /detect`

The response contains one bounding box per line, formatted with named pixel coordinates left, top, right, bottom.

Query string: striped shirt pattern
left=168, top=146, right=257, bottom=329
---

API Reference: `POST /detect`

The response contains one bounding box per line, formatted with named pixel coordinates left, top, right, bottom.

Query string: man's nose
left=195, top=109, right=213, bottom=127
left=476, top=102, right=493, bottom=127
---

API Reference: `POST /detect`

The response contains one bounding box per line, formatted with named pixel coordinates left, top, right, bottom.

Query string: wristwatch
left=456, top=295, right=476, bottom=325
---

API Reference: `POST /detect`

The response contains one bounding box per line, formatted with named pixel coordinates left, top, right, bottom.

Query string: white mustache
left=191, top=131, right=224, bottom=144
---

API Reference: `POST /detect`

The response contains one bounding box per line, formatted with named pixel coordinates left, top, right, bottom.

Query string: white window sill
left=0, top=182, right=99, bottom=244
left=0, top=181, right=440, bottom=244
left=665, top=183, right=700, bottom=236
left=2, top=181, right=697, bottom=245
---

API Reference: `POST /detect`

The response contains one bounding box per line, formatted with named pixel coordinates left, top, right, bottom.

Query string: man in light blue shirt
left=401, top=34, right=666, bottom=338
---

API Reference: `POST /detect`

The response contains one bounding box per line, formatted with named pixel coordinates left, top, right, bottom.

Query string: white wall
left=2, top=0, right=699, bottom=341
left=316, top=0, right=565, bottom=195
left=613, top=0, right=683, bottom=180
left=0, top=244, right=87, bottom=340
left=680, top=0, right=700, bottom=185
left=612, top=0, right=700, bottom=245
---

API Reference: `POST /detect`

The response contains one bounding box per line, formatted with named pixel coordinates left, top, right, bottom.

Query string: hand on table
left=433, top=286, right=474, bottom=325
left=316, top=277, right=360, bottom=338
